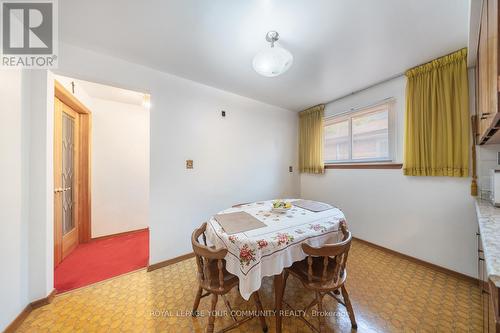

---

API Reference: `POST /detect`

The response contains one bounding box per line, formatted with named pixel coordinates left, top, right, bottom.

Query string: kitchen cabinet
left=478, top=229, right=500, bottom=332
left=478, top=0, right=500, bottom=144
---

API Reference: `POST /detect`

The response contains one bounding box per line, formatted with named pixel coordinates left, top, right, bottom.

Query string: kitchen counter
left=475, top=198, right=500, bottom=287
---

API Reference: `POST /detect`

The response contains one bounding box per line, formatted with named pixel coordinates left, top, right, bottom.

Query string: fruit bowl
left=271, top=200, right=292, bottom=213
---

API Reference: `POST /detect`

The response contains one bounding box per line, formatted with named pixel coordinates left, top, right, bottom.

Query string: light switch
left=186, top=160, right=193, bottom=169
left=289, top=166, right=293, bottom=172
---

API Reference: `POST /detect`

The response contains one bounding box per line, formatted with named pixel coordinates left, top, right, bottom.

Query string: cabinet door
left=487, top=0, right=498, bottom=120
left=478, top=0, right=500, bottom=142
left=479, top=0, right=490, bottom=137
left=489, top=289, right=497, bottom=333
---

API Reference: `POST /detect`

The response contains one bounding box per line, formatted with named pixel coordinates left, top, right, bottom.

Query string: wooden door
left=54, top=97, right=80, bottom=265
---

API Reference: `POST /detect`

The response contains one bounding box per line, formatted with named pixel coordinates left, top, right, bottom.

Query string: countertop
left=475, top=198, right=500, bottom=287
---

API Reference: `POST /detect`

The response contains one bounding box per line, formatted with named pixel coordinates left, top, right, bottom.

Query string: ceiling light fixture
left=252, top=31, right=293, bottom=77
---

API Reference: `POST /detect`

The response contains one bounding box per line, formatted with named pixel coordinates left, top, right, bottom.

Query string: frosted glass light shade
left=252, top=45, right=293, bottom=77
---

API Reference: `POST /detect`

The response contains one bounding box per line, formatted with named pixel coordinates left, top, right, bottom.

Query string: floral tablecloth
left=205, top=199, right=345, bottom=300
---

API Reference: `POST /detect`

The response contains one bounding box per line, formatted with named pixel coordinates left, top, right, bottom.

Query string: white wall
left=25, top=70, right=55, bottom=301
left=55, top=43, right=299, bottom=264
left=301, top=76, right=477, bottom=277
left=0, top=69, right=54, bottom=331
left=477, top=144, right=500, bottom=193
left=91, top=98, right=149, bottom=237
left=0, top=70, right=28, bottom=330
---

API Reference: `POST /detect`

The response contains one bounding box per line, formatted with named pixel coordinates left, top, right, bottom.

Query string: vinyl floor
left=17, top=239, right=482, bottom=332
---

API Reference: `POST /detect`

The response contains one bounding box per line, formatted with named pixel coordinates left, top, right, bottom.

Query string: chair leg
left=283, top=270, right=289, bottom=295
left=341, top=285, right=357, bottom=329
left=192, top=287, right=203, bottom=316
left=253, top=292, right=268, bottom=332
left=316, top=292, right=325, bottom=333
left=206, top=293, right=218, bottom=333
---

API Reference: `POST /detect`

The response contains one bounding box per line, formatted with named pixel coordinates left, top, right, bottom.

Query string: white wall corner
left=23, top=69, right=55, bottom=300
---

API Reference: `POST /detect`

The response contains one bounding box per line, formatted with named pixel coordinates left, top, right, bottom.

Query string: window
left=324, top=101, right=394, bottom=164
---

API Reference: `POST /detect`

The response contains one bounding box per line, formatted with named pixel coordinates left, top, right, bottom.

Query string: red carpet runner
left=55, top=229, right=149, bottom=293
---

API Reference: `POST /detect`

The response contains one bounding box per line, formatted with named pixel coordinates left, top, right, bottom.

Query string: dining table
left=205, top=198, right=346, bottom=333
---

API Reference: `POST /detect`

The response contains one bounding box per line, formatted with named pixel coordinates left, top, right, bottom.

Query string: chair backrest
left=191, top=222, right=228, bottom=291
left=301, top=221, right=352, bottom=287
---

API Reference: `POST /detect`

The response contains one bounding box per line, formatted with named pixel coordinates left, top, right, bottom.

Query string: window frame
left=323, top=99, right=396, bottom=165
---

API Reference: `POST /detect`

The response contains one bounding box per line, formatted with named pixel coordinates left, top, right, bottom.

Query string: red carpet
left=55, top=229, right=149, bottom=293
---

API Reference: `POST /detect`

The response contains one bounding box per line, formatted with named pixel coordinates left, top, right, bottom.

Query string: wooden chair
left=282, top=221, right=357, bottom=332
left=191, top=222, right=268, bottom=333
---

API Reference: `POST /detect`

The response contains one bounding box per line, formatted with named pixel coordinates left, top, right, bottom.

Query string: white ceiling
left=55, top=74, right=147, bottom=106
left=75, top=79, right=146, bottom=107
left=59, top=0, right=470, bottom=111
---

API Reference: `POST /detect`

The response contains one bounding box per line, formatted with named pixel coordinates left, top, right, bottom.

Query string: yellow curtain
left=299, top=105, right=325, bottom=174
left=404, top=48, right=469, bottom=177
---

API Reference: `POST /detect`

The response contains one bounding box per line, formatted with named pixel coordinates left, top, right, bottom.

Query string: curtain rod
left=322, top=64, right=475, bottom=107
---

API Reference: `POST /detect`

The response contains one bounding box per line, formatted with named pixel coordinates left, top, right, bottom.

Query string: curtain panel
left=404, top=48, right=469, bottom=177
left=299, top=104, right=325, bottom=174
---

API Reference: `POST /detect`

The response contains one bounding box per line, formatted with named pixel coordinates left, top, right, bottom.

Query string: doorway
left=54, top=82, right=91, bottom=266
left=52, top=76, right=150, bottom=293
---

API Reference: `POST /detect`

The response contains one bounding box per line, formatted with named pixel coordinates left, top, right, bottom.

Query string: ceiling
left=59, top=0, right=470, bottom=111
left=75, top=78, right=147, bottom=107
left=55, top=74, right=147, bottom=106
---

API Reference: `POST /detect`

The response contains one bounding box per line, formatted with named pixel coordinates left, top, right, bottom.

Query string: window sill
left=324, top=163, right=403, bottom=169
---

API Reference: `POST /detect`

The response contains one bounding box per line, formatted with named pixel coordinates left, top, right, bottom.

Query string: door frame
left=54, top=80, right=92, bottom=250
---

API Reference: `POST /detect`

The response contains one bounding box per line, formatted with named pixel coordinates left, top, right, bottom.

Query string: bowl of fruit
left=272, top=200, right=292, bottom=213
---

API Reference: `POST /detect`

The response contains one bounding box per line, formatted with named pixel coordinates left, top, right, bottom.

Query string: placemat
left=293, top=199, right=333, bottom=212
left=214, top=212, right=266, bottom=235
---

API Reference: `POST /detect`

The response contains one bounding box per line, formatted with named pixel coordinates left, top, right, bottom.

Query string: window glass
left=324, top=119, right=349, bottom=161
left=352, top=110, right=389, bottom=160
left=323, top=102, right=392, bottom=163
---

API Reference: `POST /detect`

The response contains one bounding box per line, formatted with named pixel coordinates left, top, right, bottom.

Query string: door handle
left=54, top=187, right=70, bottom=193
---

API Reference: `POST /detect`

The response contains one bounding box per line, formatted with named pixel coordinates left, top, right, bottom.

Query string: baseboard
left=145, top=239, right=478, bottom=285
left=353, top=237, right=479, bottom=284
left=147, top=252, right=195, bottom=272
left=30, top=289, right=57, bottom=309
left=2, top=305, right=30, bottom=333
left=91, top=227, right=149, bottom=241
left=3, top=289, right=57, bottom=333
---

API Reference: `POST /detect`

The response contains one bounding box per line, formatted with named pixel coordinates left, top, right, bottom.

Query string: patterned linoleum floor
left=16, top=240, right=482, bottom=332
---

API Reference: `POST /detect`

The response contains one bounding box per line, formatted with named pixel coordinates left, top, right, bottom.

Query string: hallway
left=55, top=229, right=149, bottom=293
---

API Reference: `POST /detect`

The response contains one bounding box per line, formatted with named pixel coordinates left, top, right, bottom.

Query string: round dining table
left=205, top=199, right=346, bottom=333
